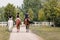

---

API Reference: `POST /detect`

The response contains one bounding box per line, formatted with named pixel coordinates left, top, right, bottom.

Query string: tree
left=19, top=12, right=24, bottom=21
left=23, top=0, right=42, bottom=21
left=4, top=3, right=16, bottom=21
left=44, top=0, right=57, bottom=20
left=38, top=8, right=46, bottom=21
left=43, top=0, right=60, bottom=26
left=54, top=3, right=60, bottom=26
left=16, top=7, right=24, bottom=21
left=0, top=7, right=4, bottom=21
left=28, top=8, right=34, bottom=21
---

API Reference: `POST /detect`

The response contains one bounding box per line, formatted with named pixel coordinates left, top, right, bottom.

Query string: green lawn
left=0, top=26, right=10, bottom=40
left=30, top=26, right=60, bottom=40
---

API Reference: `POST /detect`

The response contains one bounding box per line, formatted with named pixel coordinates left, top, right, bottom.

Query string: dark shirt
left=25, top=13, right=28, bottom=18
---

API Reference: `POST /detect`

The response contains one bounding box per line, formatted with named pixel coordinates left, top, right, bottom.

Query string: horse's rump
left=16, top=19, right=21, bottom=26
left=24, top=18, right=30, bottom=25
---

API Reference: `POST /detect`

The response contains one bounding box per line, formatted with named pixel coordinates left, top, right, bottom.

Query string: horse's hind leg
left=16, top=24, right=20, bottom=32
left=26, top=25, right=29, bottom=32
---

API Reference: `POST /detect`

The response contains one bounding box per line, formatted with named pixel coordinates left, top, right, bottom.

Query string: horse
left=16, top=18, right=21, bottom=32
left=24, top=18, right=30, bottom=32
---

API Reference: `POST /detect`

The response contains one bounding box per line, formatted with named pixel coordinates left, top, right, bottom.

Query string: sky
left=0, top=0, right=23, bottom=7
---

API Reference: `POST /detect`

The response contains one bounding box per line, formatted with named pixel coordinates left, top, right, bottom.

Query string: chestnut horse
left=16, top=18, right=21, bottom=32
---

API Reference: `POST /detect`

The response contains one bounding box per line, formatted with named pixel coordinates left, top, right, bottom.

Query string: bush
left=55, top=17, right=60, bottom=27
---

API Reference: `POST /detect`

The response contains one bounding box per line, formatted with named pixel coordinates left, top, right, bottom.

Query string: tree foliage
left=0, top=7, right=4, bottom=21
left=23, top=0, right=60, bottom=26
left=0, top=0, right=59, bottom=26
left=19, top=12, right=24, bottom=21
left=43, top=0, right=60, bottom=26
left=16, top=7, right=24, bottom=21
left=28, top=8, right=34, bottom=21
left=23, top=0, right=42, bottom=21
left=4, top=3, right=16, bottom=21
left=38, top=8, right=46, bottom=21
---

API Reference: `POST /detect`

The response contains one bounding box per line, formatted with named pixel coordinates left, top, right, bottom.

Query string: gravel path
left=9, top=25, right=43, bottom=40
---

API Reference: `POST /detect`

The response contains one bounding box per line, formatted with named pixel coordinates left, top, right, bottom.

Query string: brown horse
left=16, top=18, right=21, bottom=32
left=24, top=18, right=30, bottom=32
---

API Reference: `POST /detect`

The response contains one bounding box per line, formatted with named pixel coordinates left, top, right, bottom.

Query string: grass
left=30, top=26, right=60, bottom=40
left=0, top=26, right=10, bottom=40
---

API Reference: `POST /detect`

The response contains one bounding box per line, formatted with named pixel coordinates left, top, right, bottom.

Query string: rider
left=16, top=13, right=21, bottom=32
left=24, top=12, right=30, bottom=32
left=8, top=16, right=13, bottom=32
left=25, top=13, right=29, bottom=18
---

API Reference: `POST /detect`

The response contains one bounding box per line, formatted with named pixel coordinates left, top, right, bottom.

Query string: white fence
left=0, top=22, right=54, bottom=27
left=30, top=22, right=54, bottom=27
left=0, top=22, right=7, bottom=27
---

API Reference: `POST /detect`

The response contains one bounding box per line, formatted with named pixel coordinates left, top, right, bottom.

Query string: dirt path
left=9, top=25, right=43, bottom=40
